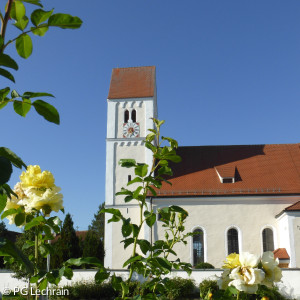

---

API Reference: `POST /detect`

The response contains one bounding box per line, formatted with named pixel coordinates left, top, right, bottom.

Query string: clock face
left=123, top=122, right=140, bottom=138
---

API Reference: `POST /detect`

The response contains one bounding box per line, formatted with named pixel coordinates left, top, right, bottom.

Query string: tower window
left=124, top=110, right=129, bottom=123
left=128, top=175, right=132, bottom=183
left=227, top=228, right=239, bottom=254
left=262, top=228, right=274, bottom=252
left=132, top=109, right=136, bottom=122
left=193, top=229, right=204, bottom=266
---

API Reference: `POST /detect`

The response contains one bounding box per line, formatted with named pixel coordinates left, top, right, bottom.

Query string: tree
left=89, top=202, right=105, bottom=242
left=82, top=230, right=104, bottom=264
left=82, top=203, right=105, bottom=264
left=0, top=221, right=8, bottom=268
left=54, top=213, right=81, bottom=265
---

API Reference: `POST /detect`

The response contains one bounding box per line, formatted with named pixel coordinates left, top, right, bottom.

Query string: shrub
left=199, top=279, right=220, bottom=299
left=53, top=281, right=118, bottom=300
left=163, top=277, right=196, bottom=300
left=195, top=262, right=215, bottom=269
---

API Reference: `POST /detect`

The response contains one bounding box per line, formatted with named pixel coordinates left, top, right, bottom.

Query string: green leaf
left=0, top=54, right=18, bottom=70
left=31, top=9, right=53, bottom=26
left=10, top=1, right=26, bottom=21
left=135, top=164, right=148, bottom=177
left=124, top=195, right=133, bottom=203
left=0, top=68, right=15, bottom=83
left=66, top=257, right=103, bottom=267
left=22, top=0, right=43, bottom=7
left=158, top=166, right=173, bottom=176
left=0, top=156, right=13, bottom=184
left=16, top=34, right=33, bottom=58
left=0, top=100, right=8, bottom=110
left=170, top=205, right=188, bottom=215
left=39, top=277, right=48, bottom=290
left=63, top=267, right=73, bottom=280
left=137, top=239, right=151, bottom=255
left=0, top=36, right=3, bottom=48
left=1, top=208, right=18, bottom=220
left=14, top=16, right=29, bottom=31
left=33, top=100, right=60, bottom=124
left=154, top=257, right=172, bottom=272
left=133, top=186, right=143, bottom=199
left=0, top=194, right=7, bottom=214
left=0, top=238, right=34, bottom=275
left=11, top=90, right=20, bottom=98
left=131, top=224, right=139, bottom=238
left=48, top=13, right=82, bottom=29
left=14, top=213, right=25, bottom=226
left=13, top=99, right=31, bottom=117
left=145, top=212, right=156, bottom=227
left=162, top=136, right=179, bottom=148
left=146, top=186, right=157, bottom=197
left=119, top=159, right=136, bottom=168
left=24, top=215, right=45, bottom=230
left=30, top=276, right=39, bottom=283
left=121, top=282, right=129, bottom=299
left=31, top=26, right=48, bottom=36
left=101, top=208, right=122, bottom=217
left=123, top=255, right=142, bottom=267
left=0, top=184, right=16, bottom=199
left=23, top=92, right=54, bottom=98
left=115, top=188, right=132, bottom=196
left=111, top=274, right=122, bottom=291
left=121, top=221, right=132, bottom=238
left=95, top=270, right=110, bottom=284
left=122, top=238, right=134, bottom=249
left=39, top=244, right=54, bottom=257
left=127, top=177, right=143, bottom=186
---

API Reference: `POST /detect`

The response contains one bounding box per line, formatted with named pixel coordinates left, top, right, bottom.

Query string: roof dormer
left=215, top=166, right=236, bottom=183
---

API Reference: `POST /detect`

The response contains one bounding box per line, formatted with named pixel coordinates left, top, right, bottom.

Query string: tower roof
left=108, top=66, right=156, bottom=99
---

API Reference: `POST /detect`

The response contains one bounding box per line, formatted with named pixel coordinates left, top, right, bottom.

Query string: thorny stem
left=1, top=0, right=14, bottom=53
left=34, top=228, right=39, bottom=300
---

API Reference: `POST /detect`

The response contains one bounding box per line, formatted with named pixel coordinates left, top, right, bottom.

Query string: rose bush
left=217, top=251, right=282, bottom=299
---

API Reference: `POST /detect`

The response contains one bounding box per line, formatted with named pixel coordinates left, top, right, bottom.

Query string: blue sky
left=2, top=0, right=300, bottom=231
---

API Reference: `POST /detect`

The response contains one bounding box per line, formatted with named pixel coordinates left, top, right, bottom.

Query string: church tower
left=105, top=66, right=157, bottom=268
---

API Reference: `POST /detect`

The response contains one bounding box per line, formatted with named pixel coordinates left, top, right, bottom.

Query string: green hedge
left=54, top=277, right=197, bottom=300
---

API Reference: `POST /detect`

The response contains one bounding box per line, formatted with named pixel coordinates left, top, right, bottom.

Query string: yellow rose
left=20, top=165, right=55, bottom=189
left=228, top=252, right=265, bottom=294
left=3, top=183, right=25, bottom=225
left=23, top=186, right=63, bottom=214
left=223, top=252, right=240, bottom=269
left=261, top=252, right=282, bottom=287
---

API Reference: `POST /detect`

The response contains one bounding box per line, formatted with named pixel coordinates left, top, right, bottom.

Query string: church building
left=104, top=66, right=300, bottom=270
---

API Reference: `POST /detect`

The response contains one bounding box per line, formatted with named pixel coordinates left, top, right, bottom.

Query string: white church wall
left=115, top=143, right=145, bottom=205
left=153, top=197, right=299, bottom=268
left=110, top=205, right=142, bottom=269
left=293, top=215, right=300, bottom=267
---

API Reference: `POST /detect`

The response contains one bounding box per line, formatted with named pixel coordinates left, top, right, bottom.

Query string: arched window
left=262, top=228, right=274, bottom=252
left=124, top=110, right=129, bottom=123
left=132, top=109, right=136, bottom=122
left=227, top=228, right=239, bottom=254
left=193, top=229, right=204, bottom=265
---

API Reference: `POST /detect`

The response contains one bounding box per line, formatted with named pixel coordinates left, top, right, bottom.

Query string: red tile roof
left=154, top=143, right=300, bottom=197
left=50, top=230, right=88, bottom=244
left=273, top=248, right=290, bottom=260
left=108, top=66, right=155, bottom=99
left=285, top=201, right=300, bottom=211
